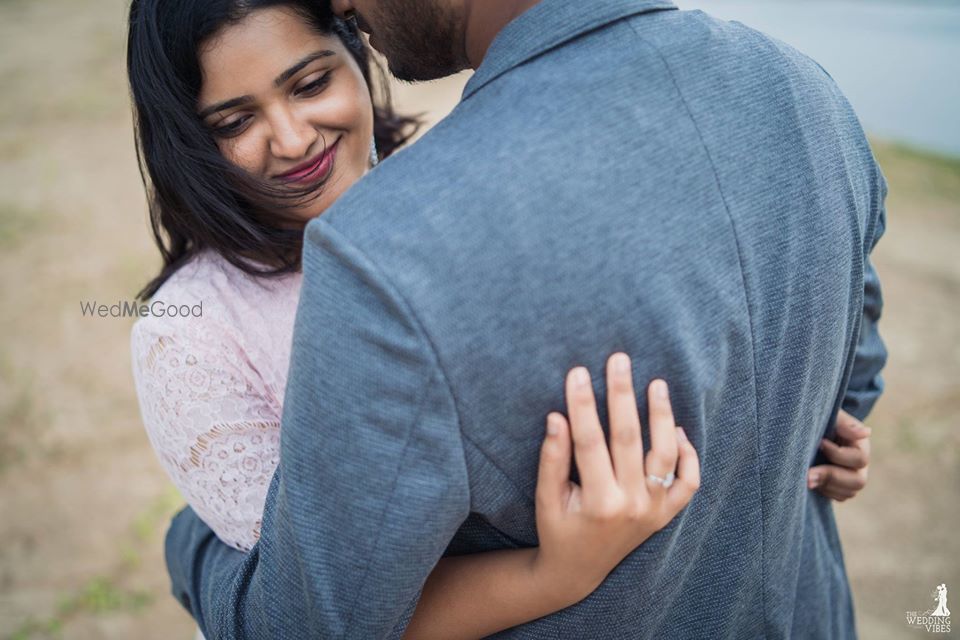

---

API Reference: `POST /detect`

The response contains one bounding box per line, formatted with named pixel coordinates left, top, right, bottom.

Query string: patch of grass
left=871, top=139, right=960, bottom=206
left=0, top=358, right=52, bottom=475
left=0, top=201, right=42, bottom=250
left=58, top=577, right=153, bottom=616
left=5, top=486, right=183, bottom=639
left=0, top=0, right=31, bottom=18
left=0, top=378, right=43, bottom=474
left=8, top=617, right=63, bottom=640
left=119, top=545, right=142, bottom=571
left=894, top=416, right=921, bottom=453
left=131, top=485, right=183, bottom=543
left=8, top=577, right=153, bottom=640
left=876, top=140, right=960, bottom=173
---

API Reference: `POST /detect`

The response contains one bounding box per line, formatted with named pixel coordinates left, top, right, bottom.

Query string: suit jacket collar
left=462, top=0, right=678, bottom=99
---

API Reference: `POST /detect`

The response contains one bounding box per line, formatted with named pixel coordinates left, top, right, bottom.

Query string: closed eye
left=294, top=71, right=332, bottom=98
left=210, top=114, right=252, bottom=138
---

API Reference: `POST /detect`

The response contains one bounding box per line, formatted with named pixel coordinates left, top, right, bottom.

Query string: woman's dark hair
left=128, top=0, right=419, bottom=300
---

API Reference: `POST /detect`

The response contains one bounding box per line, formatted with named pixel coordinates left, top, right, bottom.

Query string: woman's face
left=197, top=7, right=374, bottom=221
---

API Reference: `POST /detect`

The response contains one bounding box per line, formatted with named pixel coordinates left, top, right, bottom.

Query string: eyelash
left=211, top=116, right=251, bottom=138
left=210, top=71, right=333, bottom=138
left=294, top=71, right=332, bottom=98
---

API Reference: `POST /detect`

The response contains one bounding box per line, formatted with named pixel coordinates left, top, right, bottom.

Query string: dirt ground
left=1, top=0, right=957, bottom=638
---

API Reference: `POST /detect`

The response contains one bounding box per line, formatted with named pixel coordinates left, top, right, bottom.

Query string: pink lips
left=275, top=138, right=340, bottom=184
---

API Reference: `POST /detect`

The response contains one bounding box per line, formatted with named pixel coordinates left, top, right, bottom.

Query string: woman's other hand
left=531, top=352, right=700, bottom=607
left=807, top=409, right=871, bottom=502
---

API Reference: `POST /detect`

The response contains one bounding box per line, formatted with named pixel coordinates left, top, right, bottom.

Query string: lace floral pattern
left=131, top=252, right=301, bottom=551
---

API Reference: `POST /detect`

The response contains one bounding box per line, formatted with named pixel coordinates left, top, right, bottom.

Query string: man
left=166, top=0, right=886, bottom=637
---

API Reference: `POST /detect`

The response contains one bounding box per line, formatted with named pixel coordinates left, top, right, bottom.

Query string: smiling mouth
left=274, top=138, right=341, bottom=184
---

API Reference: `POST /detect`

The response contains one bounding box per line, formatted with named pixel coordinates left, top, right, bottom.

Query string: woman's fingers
left=807, top=411, right=872, bottom=504
left=536, top=412, right=573, bottom=516
left=817, top=485, right=858, bottom=502
left=645, top=379, right=679, bottom=488
left=819, top=437, right=870, bottom=469
left=605, top=353, right=645, bottom=487
left=835, top=410, right=871, bottom=442
left=817, top=484, right=858, bottom=502
left=666, top=427, right=700, bottom=513
left=808, top=464, right=867, bottom=494
left=565, top=367, right=617, bottom=493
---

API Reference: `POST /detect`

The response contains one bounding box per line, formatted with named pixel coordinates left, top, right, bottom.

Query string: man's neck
left=462, top=0, right=543, bottom=69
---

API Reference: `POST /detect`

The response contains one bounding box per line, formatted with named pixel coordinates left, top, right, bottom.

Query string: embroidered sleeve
left=131, top=316, right=281, bottom=552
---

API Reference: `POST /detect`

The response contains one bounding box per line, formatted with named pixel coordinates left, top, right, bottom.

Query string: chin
left=296, top=192, right=337, bottom=220
left=293, top=167, right=354, bottom=220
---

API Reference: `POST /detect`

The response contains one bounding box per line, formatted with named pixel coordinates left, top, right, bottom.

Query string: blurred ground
left=0, top=0, right=957, bottom=638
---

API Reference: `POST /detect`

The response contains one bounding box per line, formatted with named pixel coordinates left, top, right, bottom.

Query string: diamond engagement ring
left=647, top=472, right=675, bottom=488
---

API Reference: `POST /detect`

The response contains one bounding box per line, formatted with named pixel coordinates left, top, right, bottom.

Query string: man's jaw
left=359, top=0, right=471, bottom=82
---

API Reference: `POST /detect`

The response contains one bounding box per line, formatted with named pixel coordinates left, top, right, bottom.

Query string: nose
left=330, top=0, right=355, bottom=19
left=267, top=105, right=317, bottom=161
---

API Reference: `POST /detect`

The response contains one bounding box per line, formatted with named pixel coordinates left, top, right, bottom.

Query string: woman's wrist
left=528, top=547, right=601, bottom=611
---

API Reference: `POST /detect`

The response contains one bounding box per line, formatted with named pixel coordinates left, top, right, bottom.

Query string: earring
left=369, top=138, right=379, bottom=168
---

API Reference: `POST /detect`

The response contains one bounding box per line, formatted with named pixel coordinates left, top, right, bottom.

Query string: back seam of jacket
left=626, top=19, right=768, bottom=639
left=314, top=221, right=531, bottom=504
left=311, top=220, right=472, bottom=635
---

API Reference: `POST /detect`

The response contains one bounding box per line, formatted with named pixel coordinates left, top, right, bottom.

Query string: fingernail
left=653, top=379, right=668, bottom=399
left=809, top=472, right=820, bottom=487
left=572, top=367, right=590, bottom=388
left=612, top=353, right=630, bottom=374
left=676, top=426, right=688, bottom=442
left=857, top=424, right=872, bottom=436
left=546, top=416, right=560, bottom=437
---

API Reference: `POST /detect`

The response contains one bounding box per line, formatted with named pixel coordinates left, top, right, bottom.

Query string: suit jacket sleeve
left=164, top=216, right=472, bottom=639
left=841, top=165, right=888, bottom=421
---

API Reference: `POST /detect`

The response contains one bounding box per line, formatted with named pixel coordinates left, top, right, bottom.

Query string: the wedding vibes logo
left=906, top=583, right=951, bottom=634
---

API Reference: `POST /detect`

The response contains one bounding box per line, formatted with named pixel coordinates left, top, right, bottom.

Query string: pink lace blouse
left=130, top=251, right=302, bottom=551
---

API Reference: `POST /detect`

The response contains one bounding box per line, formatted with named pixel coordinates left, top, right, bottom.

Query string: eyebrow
left=198, top=95, right=254, bottom=120
left=274, top=50, right=336, bottom=87
left=197, top=50, right=337, bottom=120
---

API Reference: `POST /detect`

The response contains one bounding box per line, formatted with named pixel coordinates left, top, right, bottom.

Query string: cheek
left=305, top=72, right=375, bottom=166
left=216, top=134, right=266, bottom=176
left=346, top=73, right=376, bottom=163
left=311, top=71, right=374, bottom=136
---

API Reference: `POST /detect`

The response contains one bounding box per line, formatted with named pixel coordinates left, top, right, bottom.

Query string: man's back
left=311, top=2, right=885, bottom=637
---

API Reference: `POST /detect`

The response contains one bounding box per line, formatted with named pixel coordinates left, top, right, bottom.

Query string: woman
left=126, top=0, right=867, bottom=636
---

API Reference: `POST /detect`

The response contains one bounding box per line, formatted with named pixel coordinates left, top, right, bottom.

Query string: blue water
left=679, top=0, right=960, bottom=157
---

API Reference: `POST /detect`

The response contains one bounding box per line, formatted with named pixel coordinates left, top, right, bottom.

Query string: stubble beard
left=371, top=0, right=469, bottom=82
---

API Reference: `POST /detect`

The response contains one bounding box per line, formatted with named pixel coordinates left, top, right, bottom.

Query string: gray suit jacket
left=165, top=1, right=887, bottom=637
